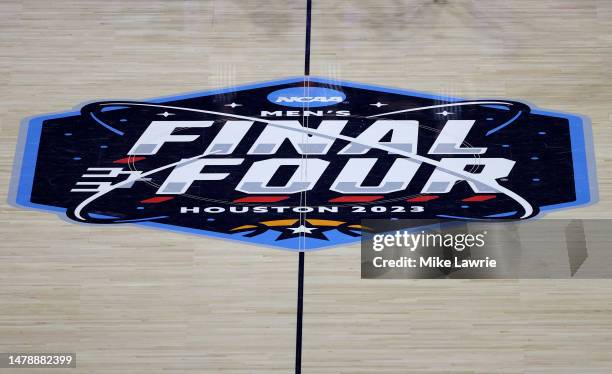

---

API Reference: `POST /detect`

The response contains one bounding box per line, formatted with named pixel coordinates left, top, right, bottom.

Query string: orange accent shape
left=114, top=156, right=145, bottom=164
left=261, top=219, right=298, bottom=227
left=462, top=195, right=497, bottom=202
left=140, top=196, right=175, bottom=203
left=306, top=219, right=344, bottom=227
left=406, top=195, right=439, bottom=202
left=230, top=225, right=257, bottom=231
left=348, top=224, right=373, bottom=231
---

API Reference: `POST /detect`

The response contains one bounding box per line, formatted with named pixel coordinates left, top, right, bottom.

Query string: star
left=225, top=102, right=242, bottom=108
left=370, top=102, right=388, bottom=108
left=157, top=111, right=174, bottom=117
left=437, top=110, right=452, bottom=116
left=288, top=225, right=317, bottom=234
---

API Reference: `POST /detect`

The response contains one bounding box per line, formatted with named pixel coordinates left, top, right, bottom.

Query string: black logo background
left=16, top=78, right=592, bottom=249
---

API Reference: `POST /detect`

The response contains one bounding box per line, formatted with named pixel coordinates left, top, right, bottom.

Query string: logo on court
left=11, top=77, right=596, bottom=250
left=267, top=86, right=346, bottom=107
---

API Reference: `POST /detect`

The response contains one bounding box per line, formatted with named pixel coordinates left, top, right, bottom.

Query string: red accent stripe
left=329, top=195, right=384, bottom=203
left=114, top=156, right=146, bottom=164
left=406, top=195, right=439, bottom=202
left=140, top=196, right=175, bottom=204
left=234, top=196, right=290, bottom=203
left=462, top=195, right=497, bottom=202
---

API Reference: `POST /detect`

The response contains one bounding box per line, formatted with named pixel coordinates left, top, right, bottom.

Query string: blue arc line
left=90, top=112, right=125, bottom=136
left=485, top=111, right=522, bottom=136
left=101, top=106, right=129, bottom=112
left=437, top=215, right=492, bottom=221
left=115, top=216, right=168, bottom=223
left=486, top=211, right=517, bottom=218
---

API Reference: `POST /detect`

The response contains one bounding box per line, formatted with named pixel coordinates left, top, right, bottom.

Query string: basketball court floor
left=1, top=1, right=612, bottom=372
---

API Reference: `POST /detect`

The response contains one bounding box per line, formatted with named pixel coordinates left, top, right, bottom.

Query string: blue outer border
left=9, top=77, right=598, bottom=251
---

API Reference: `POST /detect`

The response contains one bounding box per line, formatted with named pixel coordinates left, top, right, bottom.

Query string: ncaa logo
left=267, top=86, right=346, bottom=107
left=11, top=77, right=597, bottom=250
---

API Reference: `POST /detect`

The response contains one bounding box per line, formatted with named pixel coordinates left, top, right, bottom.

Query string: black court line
left=295, top=250, right=305, bottom=374
left=304, top=0, right=312, bottom=76
left=295, top=2, right=312, bottom=373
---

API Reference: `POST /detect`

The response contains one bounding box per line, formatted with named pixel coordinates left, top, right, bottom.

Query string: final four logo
left=11, top=78, right=596, bottom=250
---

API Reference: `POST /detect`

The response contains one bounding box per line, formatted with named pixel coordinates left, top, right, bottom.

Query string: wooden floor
left=1, top=0, right=612, bottom=372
